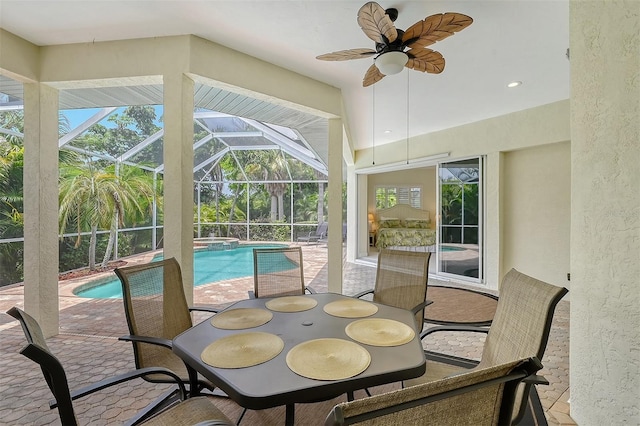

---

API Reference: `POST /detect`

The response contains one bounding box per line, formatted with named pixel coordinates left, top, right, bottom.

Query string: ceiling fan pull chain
left=372, top=83, right=376, bottom=165
left=406, top=70, right=410, bottom=165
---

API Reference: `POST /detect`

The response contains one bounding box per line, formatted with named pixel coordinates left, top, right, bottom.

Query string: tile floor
left=0, top=244, right=574, bottom=425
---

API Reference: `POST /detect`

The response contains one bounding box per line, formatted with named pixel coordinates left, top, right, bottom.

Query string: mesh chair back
left=374, top=249, right=431, bottom=331
left=315, top=222, right=328, bottom=238
left=7, top=307, right=78, bottom=426
left=478, top=268, right=568, bottom=423
left=115, top=258, right=193, bottom=370
left=253, top=247, right=305, bottom=298
left=325, top=357, right=542, bottom=426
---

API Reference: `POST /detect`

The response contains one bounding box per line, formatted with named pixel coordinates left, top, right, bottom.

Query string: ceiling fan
left=316, top=2, right=473, bottom=87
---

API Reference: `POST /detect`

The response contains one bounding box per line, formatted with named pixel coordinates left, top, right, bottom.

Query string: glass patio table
left=172, top=292, right=426, bottom=425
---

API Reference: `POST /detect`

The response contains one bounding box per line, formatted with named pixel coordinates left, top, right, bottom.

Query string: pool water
left=440, top=245, right=466, bottom=252
left=75, top=244, right=288, bottom=299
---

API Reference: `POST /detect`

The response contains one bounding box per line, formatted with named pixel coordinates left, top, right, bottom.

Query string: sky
left=60, top=105, right=164, bottom=132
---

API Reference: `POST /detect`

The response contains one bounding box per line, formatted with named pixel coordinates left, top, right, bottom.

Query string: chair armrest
left=523, top=374, right=549, bottom=386
left=425, top=350, right=480, bottom=369
left=411, top=299, right=433, bottom=315
left=297, top=231, right=314, bottom=241
left=50, top=367, right=187, bottom=409
left=352, top=289, right=374, bottom=299
left=420, top=324, right=490, bottom=340
left=119, top=335, right=173, bottom=349
left=189, top=305, right=219, bottom=314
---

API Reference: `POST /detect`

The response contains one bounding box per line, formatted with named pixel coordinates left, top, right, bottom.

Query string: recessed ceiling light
left=383, top=130, right=392, bottom=134
left=507, top=81, right=522, bottom=88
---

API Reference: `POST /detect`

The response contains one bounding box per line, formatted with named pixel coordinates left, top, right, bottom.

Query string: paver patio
left=0, top=244, right=573, bottom=425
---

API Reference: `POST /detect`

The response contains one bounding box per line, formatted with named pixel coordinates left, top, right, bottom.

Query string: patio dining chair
left=252, top=246, right=315, bottom=298
left=406, top=268, right=568, bottom=425
left=351, top=249, right=431, bottom=399
left=6, top=307, right=235, bottom=426
left=325, top=356, right=543, bottom=426
left=353, top=249, right=432, bottom=332
left=115, top=258, right=220, bottom=397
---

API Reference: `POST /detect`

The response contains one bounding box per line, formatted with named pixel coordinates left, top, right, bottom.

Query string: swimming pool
left=440, top=245, right=467, bottom=252
left=74, top=243, right=288, bottom=299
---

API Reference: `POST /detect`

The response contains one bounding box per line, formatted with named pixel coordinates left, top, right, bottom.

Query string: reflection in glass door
left=437, top=158, right=482, bottom=281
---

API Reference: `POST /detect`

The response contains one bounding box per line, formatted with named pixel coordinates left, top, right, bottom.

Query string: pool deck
left=0, top=243, right=573, bottom=425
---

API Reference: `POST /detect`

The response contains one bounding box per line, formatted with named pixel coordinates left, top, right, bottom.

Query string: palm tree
left=244, top=150, right=289, bottom=222
left=0, top=138, right=25, bottom=286
left=58, top=154, right=155, bottom=270
left=100, top=163, right=157, bottom=267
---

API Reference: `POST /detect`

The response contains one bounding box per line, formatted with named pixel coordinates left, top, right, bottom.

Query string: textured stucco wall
left=503, top=142, right=571, bottom=289
left=570, top=1, right=640, bottom=423
left=354, top=100, right=570, bottom=168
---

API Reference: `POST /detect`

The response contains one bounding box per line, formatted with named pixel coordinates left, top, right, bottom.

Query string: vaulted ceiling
left=0, top=1, right=570, bottom=154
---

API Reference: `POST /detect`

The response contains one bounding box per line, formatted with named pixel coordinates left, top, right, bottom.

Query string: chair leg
left=516, top=387, right=548, bottom=426
left=528, top=387, right=549, bottom=426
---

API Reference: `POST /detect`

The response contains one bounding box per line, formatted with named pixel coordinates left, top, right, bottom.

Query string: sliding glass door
left=437, top=158, right=483, bottom=281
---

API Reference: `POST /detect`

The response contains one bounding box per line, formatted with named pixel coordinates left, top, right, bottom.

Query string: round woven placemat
left=345, top=318, right=415, bottom=347
left=323, top=299, right=378, bottom=318
left=201, top=332, right=284, bottom=369
left=210, top=308, right=273, bottom=330
left=265, top=296, right=318, bottom=312
left=286, top=338, right=371, bottom=380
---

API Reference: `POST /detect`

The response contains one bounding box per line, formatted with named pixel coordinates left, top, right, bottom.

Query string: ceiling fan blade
left=406, top=48, right=445, bottom=74
left=316, top=48, right=377, bottom=61
left=402, top=13, right=473, bottom=49
left=363, top=63, right=385, bottom=87
left=357, top=2, right=398, bottom=44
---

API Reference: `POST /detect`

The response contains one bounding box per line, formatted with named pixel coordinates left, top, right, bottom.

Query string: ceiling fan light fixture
left=375, top=51, right=408, bottom=76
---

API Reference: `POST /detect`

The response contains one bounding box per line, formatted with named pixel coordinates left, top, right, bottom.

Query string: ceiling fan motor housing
left=376, top=29, right=406, bottom=54
left=385, top=7, right=399, bottom=22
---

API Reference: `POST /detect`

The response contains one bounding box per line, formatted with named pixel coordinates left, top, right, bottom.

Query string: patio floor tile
left=0, top=244, right=573, bottom=424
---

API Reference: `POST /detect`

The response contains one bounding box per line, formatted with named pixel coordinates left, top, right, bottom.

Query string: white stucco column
left=570, top=1, right=640, bottom=423
left=484, top=151, right=503, bottom=290
left=22, top=83, right=59, bottom=337
left=356, top=173, right=369, bottom=259
left=162, top=73, right=195, bottom=304
left=345, top=164, right=358, bottom=263
left=327, top=118, right=343, bottom=293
